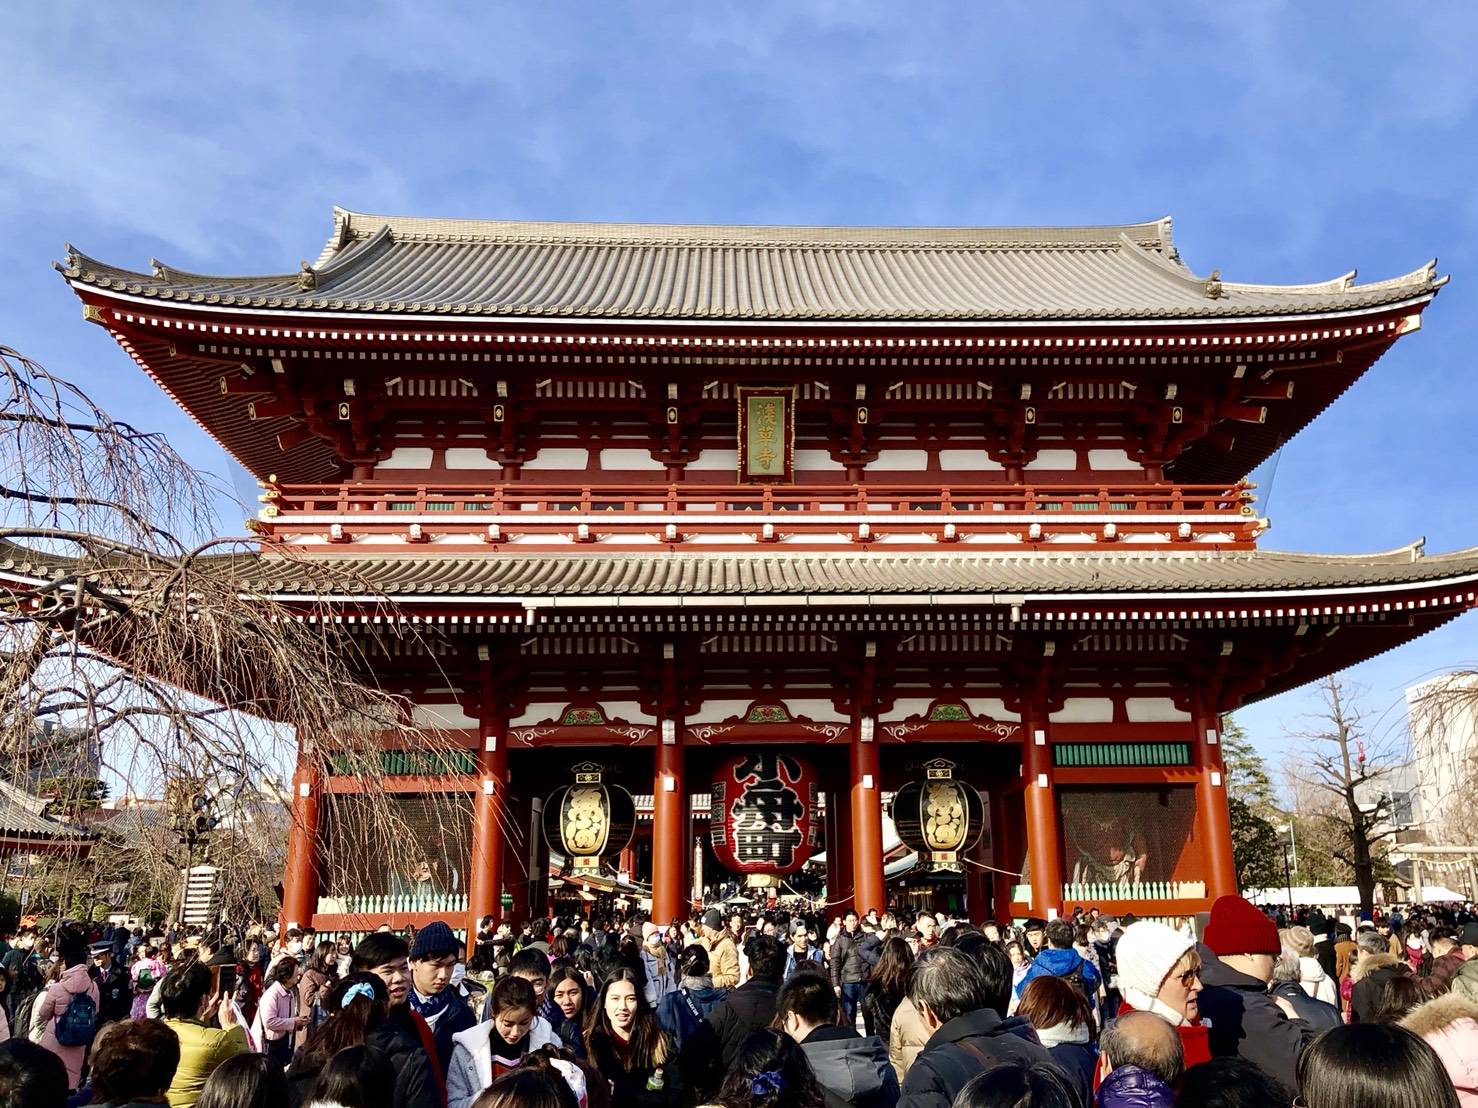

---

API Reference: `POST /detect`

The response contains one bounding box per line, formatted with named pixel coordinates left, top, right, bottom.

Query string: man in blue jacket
left=1014, top=919, right=1100, bottom=1016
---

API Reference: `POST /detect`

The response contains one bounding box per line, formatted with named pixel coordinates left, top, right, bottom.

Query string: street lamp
left=1275, top=823, right=1295, bottom=914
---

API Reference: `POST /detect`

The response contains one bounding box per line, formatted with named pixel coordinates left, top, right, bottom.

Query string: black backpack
left=1059, top=963, right=1095, bottom=1006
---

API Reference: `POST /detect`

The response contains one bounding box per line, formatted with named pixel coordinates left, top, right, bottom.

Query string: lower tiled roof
left=248, top=542, right=1478, bottom=601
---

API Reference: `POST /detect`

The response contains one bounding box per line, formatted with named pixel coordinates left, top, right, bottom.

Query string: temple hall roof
left=58, top=209, right=1445, bottom=323
left=0, top=778, right=99, bottom=851
left=237, top=542, right=1478, bottom=602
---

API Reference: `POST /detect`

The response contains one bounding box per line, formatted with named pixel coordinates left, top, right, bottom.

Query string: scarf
left=409, top=986, right=452, bottom=1027
left=491, top=1030, right=531, bottom=1075
left=1035, top=1022, right=1092, bottom=1048
left=1120, top=984, right=1190, bottom=1027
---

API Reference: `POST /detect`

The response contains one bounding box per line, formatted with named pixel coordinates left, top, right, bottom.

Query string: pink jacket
left=251, top=980, right=297, bottom=1043
left=1403, top=994, right=1478, bottom=1107
left=38, top=964, right=100, bottom=1089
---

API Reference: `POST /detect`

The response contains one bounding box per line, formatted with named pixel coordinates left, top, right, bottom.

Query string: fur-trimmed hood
left=1401, top=993, right=1478, bottom=1038
left=1402, top=994, right=1478, bottom=1107
left=1350, top=951, right=1399, bottom=983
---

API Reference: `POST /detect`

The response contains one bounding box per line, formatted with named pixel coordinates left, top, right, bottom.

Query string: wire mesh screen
left=321, top=793, right=472, bottom=898
left=1058, top=786, right=1202, bottom=891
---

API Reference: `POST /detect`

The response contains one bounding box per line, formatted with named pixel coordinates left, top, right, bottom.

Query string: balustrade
left=254, top=480, right=1260, bottom=547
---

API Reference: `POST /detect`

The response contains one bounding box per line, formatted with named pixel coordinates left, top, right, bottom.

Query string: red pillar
left=826, top=784, right=855, bottom=914
left=1021, top=707, right=1063, bottom=919
left=1194, top=709, right=1238, bottom=898
left=281, top=752, right=321, bottom=930
left=505, top=787, right=531, bottom=926
left=851, top=718, right=886, bottom=917
left=652, top=725, right=689, bottom=922
left=529, top=794, right=551, bottom=919
left=989, top=790, right=1016, bottom=924
left=965, top=787, right=992, bottom=923
left=467, top=697, right=509, bottom=938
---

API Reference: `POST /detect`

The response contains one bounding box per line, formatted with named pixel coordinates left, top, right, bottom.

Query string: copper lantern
left=890, top=759, right=983, bottom=875
left=543, top=763, right=635, bottom=878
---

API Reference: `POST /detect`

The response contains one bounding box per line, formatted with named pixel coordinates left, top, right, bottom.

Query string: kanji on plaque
left=736, top=387, right=796, bottom=484
left=710, top=752, right=819, bottom=876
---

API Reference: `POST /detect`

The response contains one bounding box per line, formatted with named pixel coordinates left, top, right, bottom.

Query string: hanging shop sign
left=710, top=751, right=819, bottom=881
left=543, top=763, right=635, bottom=878
left=890, top=758, right=984, bottom=875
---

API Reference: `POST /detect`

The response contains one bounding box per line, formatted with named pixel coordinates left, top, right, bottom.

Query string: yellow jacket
left=163, top=1019, right=251, bottom=1108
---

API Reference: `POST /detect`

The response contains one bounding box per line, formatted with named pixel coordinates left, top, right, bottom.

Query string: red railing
left=253, top=481, right=1260, bottom=549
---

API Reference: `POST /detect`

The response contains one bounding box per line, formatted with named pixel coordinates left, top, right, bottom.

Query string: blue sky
left=3, top=2, right=1476, bottom=773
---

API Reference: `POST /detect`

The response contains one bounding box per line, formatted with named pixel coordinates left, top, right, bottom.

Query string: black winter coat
left=425, top=987, right=479, bottom=1077
left=895, top=1008, right=1049, bottom=1108
left=287, top=1018, right=440, bottom=1108
left=678, top=976, right=780, bottom=1097
left=1197, top=956, right=1312, bottom=1098
left=1270, top=979, right=1342, bottom=1032
left=1350, top=954, right=1412, bottom=1023
left=830, top=930, right=870, bottom=986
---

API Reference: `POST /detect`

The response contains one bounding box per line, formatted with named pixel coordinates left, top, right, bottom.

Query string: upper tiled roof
left=239, top=542, right=1478, bottom=601
left=57, top=209, right=1445, bottom=323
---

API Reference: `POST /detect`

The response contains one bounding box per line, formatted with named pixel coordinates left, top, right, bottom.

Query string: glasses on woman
left=1177, top=965, right=1202, bottom=988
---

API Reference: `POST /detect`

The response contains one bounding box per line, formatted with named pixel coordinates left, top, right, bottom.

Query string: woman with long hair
left=860, top=937, right=911, bottom=1043
left=548, top=966, right=590, bottom=1058
left=708, top=1029, right=827, bottom=1108
left=287, top=972, right=439, bottom=1108
left=585, top=968, right=677, bottom=1108
left=300, top=940, right=342, bottom=1040
left=1297, top=1022, right=1460, bottom=1108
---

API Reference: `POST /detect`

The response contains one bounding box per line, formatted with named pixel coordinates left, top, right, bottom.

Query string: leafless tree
left=1282, top=674, right=1403, bottom=913
left=0, top=342, right=472, bottom=923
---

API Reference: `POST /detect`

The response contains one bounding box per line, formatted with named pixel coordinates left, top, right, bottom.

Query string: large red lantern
left=710, top=752, right=820, bottom=882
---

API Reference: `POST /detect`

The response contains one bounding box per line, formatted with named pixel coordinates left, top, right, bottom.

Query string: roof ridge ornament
left=1204, top=269, right=1224, bottom=299
left=298, top=262, right=317, bottom=291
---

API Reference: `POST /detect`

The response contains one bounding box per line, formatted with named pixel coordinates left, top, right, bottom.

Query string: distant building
left=1406, top=673, right=1478, bottom=838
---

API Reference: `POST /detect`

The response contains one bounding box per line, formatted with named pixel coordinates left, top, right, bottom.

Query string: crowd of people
left=0, top=894, right=1474, bottom=1108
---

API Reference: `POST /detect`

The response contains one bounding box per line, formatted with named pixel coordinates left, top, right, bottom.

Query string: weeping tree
left=1282, top=675, right=1403, bottom=914
left=0, top=342, right=471, bottom=923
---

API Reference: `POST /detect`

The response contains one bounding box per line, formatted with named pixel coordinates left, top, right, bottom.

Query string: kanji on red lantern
left=710, top=752, right=819, bottom=876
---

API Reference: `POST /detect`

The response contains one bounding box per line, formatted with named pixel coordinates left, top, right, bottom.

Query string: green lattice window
left=329, top=749, right=477, bottom=775
left=1053, top=743, right=1191, bottom=768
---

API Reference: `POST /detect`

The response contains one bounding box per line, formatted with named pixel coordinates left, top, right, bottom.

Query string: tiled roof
left=57, top=209, right=1444, bottom=323
left=0, top=779, right=98, bottom=844
left=241, top=543, right=1478, bottom=601
left=6, top=539, right=1476, bottom=603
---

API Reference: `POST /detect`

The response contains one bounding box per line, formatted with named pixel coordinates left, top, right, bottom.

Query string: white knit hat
left=1116, top=921, right=1196, bottom=1000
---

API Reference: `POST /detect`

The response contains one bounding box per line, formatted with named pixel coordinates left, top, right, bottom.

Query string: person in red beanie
left=1196, top=894, right=1315, bottom=1099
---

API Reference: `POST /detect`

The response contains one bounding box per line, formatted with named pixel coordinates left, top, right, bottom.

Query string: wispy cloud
left=2, top=0, right=1476, bottom=753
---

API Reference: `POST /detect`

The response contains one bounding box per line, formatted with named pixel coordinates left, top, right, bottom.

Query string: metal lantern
left=710, top=752, right=820, bottom=884
left=543, top=763, right=635, bottom=877
left=890, top=758, right=983, bottom=874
